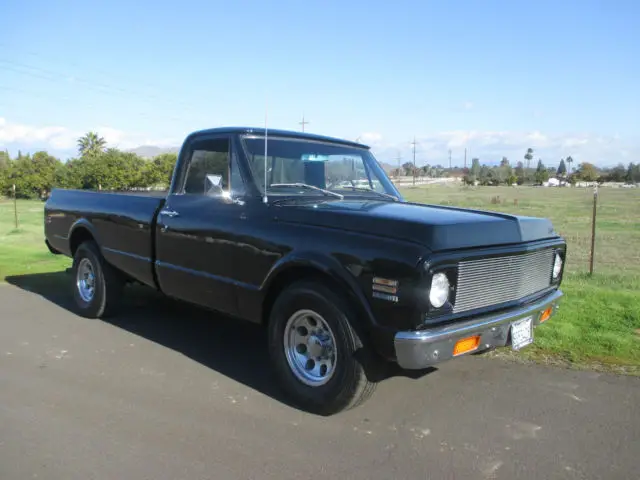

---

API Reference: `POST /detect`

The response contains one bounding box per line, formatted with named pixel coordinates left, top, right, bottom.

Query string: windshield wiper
left=334, top=186, right=399, bottom=201
left=269, top=183, right=344, bottom=199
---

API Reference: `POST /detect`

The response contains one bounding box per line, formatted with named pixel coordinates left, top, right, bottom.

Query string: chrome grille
left=453, top=248, right=554, bottom=314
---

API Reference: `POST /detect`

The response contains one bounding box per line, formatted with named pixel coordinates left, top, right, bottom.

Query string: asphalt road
left=1, top=274, right=639, bottom=480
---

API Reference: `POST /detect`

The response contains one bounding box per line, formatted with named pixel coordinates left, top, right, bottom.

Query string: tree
left=626, top=163, right=640, bottom=183
left=497, top=160, right=513, bottom=185
left=514, top=161, right=525, bottom=184
left=565, top=156, right=574, bottom=175
left=535, top=159, right=549, bottom=184
left=0, top=150, right=10, bottom=193
left=479, top=165, right=498, bottom=186
left=401, top=161, right=415, bottom=176
left=557, top=159, right=567, bottom=177
left=463, top=157, right=482, bottom=184
left=602, top=163, right=628, bottom=182
left=4, top=151, right=62, bottom=198
left=77, top=131, right=107, bottom=157
left=143, top=153, right=178, bottom=187
left=524, top=148, right=534, bottom=170
left=471, top=158, right=481, bottom=177
left=575, top=162, right=598, bottom=182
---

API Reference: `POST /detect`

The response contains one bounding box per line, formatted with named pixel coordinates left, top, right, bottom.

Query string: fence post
left=589, top=185, right=598, bottom=275
left=12, top=183, right=18, bottom=229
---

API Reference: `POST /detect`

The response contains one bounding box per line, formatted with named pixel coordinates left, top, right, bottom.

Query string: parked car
left=44, top=127, right=566, bottom=414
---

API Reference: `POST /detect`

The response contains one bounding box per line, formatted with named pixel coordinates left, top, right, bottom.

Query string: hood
left=274, top=198, right=558, bottom=251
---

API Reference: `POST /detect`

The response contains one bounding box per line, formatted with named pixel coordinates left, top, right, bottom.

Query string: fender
left=260, top=250, right=379, bottom=332
left=68, top=218, right=101, bottom=255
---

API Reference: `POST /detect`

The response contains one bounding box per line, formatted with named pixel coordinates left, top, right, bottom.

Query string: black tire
left=267, top=280, right=377, bottom=415
left=71, top=241, right=124, bottom=318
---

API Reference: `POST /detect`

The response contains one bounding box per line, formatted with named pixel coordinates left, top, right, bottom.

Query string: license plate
left=511, top=316, right=533, bottom=350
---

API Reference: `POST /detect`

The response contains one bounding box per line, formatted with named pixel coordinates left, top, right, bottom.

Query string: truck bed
left=45, top=189, right=166, bottom=288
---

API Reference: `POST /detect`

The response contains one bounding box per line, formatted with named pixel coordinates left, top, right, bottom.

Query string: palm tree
left=524, top=148, right=534, bottom=170
left=566, top=156, right=574, bottom=176
left=77, top=132, right=107, bottom=157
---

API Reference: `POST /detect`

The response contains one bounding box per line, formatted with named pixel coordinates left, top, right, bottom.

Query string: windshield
left=241, top=135, right=401, bottom=200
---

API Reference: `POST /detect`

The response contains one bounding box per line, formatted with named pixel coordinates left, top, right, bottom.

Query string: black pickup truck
left=44, top=127, right=566, bottom=414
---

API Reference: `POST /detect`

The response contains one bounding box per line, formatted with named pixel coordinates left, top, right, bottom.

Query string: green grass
left=1, top=189, right=639, bottom=374
left=0, top=199, right=70, bottom=278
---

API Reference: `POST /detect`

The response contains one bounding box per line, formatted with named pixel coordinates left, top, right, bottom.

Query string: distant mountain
left=127, top=145, right=179, bottom=158
left=378, top=162, right=395, bottom=173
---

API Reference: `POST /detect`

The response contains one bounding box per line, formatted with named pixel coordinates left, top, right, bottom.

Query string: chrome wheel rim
left=283, top=309, right=338, bottom=387
left=76, top=258, right=96, bottom=302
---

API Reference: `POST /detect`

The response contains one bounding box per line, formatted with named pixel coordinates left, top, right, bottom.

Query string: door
left=154, top=134, right=249, bottom=316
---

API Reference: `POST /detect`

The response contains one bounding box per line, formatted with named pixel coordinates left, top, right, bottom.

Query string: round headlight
left=552, top=253, right=563, bottom=279
left=429, top=272, right=450, bottom=308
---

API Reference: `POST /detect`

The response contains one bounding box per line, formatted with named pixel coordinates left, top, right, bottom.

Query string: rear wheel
left=267, top=280, right=376, bottom=415
left=72, top=241, right=124, bottom=318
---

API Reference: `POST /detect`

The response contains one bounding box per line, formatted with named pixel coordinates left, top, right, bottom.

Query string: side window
left=182, top=137, right=246, bottom=196
left=230, top=152, right=246, bottom=196
left=183, top=138, right=230, bottom=195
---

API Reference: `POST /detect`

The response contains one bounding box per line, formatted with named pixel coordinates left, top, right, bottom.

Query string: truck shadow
left=6, top=271, right=436, bottom=412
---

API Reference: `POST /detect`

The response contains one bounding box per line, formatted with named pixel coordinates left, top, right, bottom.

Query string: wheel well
left=69, top=227, right=95, bottom=256
left=262, top=266, right=368, bottom=328
left=262, top=266, right=391, bottom=381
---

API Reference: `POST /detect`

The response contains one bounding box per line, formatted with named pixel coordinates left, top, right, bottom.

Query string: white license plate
left=511, top=316, right=533, bottom=350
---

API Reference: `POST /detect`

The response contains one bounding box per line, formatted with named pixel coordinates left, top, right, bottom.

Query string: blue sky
left=1, top=0, right=638, bottom=167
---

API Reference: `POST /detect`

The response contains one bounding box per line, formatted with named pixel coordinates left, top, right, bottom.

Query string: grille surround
left=452, top=248, right=555, bottom=314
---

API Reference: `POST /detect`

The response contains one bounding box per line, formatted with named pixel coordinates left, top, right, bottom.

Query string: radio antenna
left=263, top=101, right=269, bottom=203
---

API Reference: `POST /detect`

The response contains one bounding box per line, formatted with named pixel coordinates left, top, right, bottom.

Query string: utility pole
left=395, top=151, right=402, bottom=178
left=299, top=113, right=309, bottom=132
left=411, top=137, right=418, bottom=186
left=12, top=183, right=18, bottom=229
left=464, top=147, right=467, bottom=169
left=448, top=149, right=452, bottom=169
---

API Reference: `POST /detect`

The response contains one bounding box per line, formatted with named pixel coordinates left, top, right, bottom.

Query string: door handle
left=160, top=208, right=180, bottom=218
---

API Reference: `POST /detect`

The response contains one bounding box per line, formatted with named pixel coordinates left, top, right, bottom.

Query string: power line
left=0, top=58, right=203, bottom=114
left=0, top=84, right=209, bottom=127
left=0, top=43, right=175, bottom=99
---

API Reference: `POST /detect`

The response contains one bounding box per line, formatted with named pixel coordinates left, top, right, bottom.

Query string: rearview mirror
left=301, top=154, right=329, bottom=162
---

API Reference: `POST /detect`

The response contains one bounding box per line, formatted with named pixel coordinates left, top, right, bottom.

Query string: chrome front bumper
left=394, top=289, right=563, bottom=369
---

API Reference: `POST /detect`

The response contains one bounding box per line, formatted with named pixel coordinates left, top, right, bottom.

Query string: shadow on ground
left=5, top=271, right=436, bottom=411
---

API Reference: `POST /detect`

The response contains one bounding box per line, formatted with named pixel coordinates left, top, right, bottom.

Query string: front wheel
left=72, top=241, right=124, bottom=318
left=267, top=280, right=376, bottom=415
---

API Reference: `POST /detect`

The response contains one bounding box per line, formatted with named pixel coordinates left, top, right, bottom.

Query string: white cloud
left=369, top=130, right=638, bottom=168
left=0, top=117, right=72, bottom=148
left=462, top=101, right=474, bottom=110
left=357, top=132, right=383, bottom=144
left=1, top=118, right=636, bottom=168
left=0, top=118, right=178, bottom=157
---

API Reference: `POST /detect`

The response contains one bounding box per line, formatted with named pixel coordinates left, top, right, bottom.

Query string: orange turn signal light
left=540, top=307, right=553, bottom=323
left=453, top=335, right=481, bottom=356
